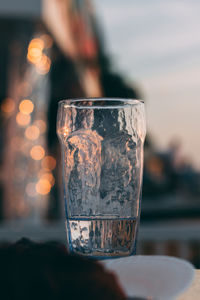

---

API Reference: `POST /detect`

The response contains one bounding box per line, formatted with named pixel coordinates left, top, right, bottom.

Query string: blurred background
left=0, top=0, right=200, bottom=266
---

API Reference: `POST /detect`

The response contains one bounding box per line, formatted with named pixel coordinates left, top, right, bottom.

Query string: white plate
left=102, top=255, right=195, bottom=299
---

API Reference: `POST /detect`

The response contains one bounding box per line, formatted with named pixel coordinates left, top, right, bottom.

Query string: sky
left=94, top=0, right=200, bottom=169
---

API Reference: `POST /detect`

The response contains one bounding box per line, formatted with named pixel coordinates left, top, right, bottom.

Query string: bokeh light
left=1, top=97, right=15, bottom=114
left=36, top=179, right=51, bottom=195
left=25, top=125, right=40, bottom=140
left=27, top=38, right=44, bottom=64
left=28, top=38, right=44, bottom=50
left=35, top=54, right=51, bottom=75
left=26, top=182, right=37, bottom=197
left=16, top=112, right=31, bottom=126
left=19, top=99, right=34, bottom=115
left=41, top=156, right=56, bottom=171
left=34, top=120, right=47, bottom=134
left=27, top=37, right=51, bottom=75
left=39, top=172, right=55, bottom=187
left=30, top=145, right=45, bottom=161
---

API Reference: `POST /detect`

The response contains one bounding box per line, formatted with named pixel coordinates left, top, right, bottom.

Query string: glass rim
left=58, top=97, right=144, bottom=109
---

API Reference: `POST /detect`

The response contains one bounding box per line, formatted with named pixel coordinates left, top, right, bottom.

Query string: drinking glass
left=57, top=98, right=146, bottom=257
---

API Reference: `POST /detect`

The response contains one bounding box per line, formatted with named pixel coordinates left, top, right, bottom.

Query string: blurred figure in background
left=0, top=0, right=139, bottom=222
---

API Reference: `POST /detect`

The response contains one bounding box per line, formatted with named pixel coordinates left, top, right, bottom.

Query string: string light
left=19, top=99, right=34, bottom=115
left=30, top=145, right=45, bottom=161
left=27, top=37, right=51, bottom=75
left=27, top=38, right=44, bottom=64
left=35, top=54, right=51, bottom=75
left=25, top=125, right=40, bottom=140
left=39, top=172, right=55, bottom=187
left=16, top=112, right=31, bottom=126
left=36, top=179, right=51, bottom=195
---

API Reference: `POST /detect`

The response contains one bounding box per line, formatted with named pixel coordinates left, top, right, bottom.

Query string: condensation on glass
left=57, top=98, right=146, bottom=257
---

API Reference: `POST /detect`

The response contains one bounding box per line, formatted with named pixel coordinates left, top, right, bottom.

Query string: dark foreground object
left=0, top=238, right=126, bottom=300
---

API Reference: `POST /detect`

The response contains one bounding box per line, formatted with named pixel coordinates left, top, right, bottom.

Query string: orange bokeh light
left=25, top=125, right=40, bottom=140
left=27, top=38, right=44, bottom=64
left=39, top=172, right=55, bottom=187
left=34, top=120, right=47, bottom=134
left=27, top=48, right=42, bottom=64
left=19, top=99, right=34, bottom=115
left=41, top=156, right=56, bottom=171
left=16, top=112, right=31, bottom=126
left=1, top=98, right=15, bottom=114
left=29, top=38, right=44, bottom=50
left=30, top=145, right=45, bottom=160
left=36, top=179, right=51, bottom=195
left=36, top=54, right=51, bottom=75
left=27, top=37, right=51, bottom=75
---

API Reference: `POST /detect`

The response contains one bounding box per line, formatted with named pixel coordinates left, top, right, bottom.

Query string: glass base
left=65, top=217, right=138, bottom=258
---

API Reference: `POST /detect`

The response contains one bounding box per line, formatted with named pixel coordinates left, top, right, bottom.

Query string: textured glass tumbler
left=57, top=98, right=146, bottom=257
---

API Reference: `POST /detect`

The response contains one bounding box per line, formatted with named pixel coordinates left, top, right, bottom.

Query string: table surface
left=177, top=270, right=200, bottom=300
